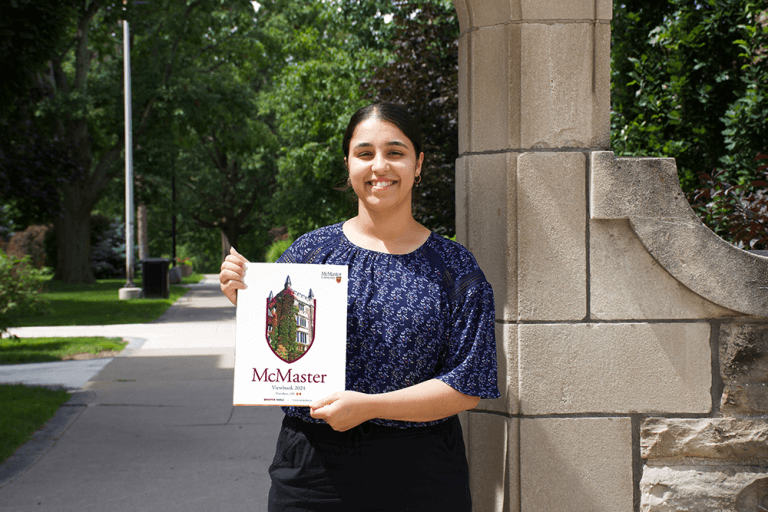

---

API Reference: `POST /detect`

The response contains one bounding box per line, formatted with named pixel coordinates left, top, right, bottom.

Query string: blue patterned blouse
left=277, top=222, right=499, bottom=428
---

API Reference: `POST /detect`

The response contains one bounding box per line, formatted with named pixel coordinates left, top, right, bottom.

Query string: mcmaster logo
left=321, top=271, right=343, bottom=283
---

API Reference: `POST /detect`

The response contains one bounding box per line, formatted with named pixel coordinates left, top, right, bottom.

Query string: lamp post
left=119, top=17, right=141, bottom=300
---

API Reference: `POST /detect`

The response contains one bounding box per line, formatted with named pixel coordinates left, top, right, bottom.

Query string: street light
left=119, top=16, right=141, bottom=300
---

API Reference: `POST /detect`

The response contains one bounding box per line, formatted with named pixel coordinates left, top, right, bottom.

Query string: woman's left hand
left=310, top=391, right=373, bottom=432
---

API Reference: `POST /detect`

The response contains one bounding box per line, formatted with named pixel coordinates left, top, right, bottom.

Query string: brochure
left=233, top=262, right=348, bottom=406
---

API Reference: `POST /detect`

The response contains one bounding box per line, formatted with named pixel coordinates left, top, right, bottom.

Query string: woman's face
left=345, top=117, right=424, bottom=217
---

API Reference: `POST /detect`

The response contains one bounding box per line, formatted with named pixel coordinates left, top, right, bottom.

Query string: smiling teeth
left=371, top=181, right=394, bottom=187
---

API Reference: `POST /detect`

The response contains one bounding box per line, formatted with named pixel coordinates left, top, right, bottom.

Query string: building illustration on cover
left=265, top=276, right=316, bottom=363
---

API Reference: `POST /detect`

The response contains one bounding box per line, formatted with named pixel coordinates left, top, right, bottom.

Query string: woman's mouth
left=368, top=180, right=396, bottom=190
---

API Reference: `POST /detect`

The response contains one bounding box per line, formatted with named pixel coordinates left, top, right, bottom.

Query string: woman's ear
left=416, top=152, right=424, bottom=174
left=344, top=157, right=348, bottom=170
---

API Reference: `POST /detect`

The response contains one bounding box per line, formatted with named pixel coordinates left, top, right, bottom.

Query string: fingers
left=309, top=392, right=373, bottom=432
left=310, top=393, right=338, bottom=414
left=219, top=247, right=248, bottom=306
left=229, top=246, right=250, bottom=263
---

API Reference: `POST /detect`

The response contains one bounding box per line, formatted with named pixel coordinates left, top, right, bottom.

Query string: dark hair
left=342, top=103, right=423, bottom=158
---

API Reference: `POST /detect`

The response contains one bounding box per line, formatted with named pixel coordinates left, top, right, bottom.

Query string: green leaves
left=611, top=0, right=768, bottom=191
left=254, top=0, right=391, bottom=236
left=0, top=251, right=48, bottom=336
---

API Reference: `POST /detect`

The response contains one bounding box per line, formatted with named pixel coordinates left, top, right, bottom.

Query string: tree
left=177, top=109, right=278, bottom=252
left=0, top=1, right=83, bottom=228
left=256, top=0, right=394, bottom=237
left=125, top=2, right=280, bottom=261
left=611, top=0, right=768, bottom=190
left=0, top=1, right=79, bottom=106
left=3, top=0, right=257, bottom=283
left=362, top=0, right=460, bottom=236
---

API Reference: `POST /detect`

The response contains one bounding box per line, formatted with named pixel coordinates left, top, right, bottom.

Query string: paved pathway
left=0, top=275, right=283, bottom=512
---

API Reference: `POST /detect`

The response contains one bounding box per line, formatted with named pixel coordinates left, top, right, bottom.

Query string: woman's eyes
left=356, top=151, right=403, bottom=158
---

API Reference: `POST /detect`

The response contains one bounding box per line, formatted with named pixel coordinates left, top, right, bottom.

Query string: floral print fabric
left=278, top=223, right=499, bottom=428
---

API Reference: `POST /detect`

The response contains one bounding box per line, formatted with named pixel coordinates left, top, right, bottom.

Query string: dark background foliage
left=363, top=0, right=459, bottom=237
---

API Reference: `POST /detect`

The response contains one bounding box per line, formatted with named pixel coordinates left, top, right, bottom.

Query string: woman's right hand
left=220, top=247, right=249, bottom=305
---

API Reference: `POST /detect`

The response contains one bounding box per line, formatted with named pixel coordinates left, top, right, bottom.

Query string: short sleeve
left=435, top=279, right=500, bottom=399
left=276, top=244, right=298, bottom=264
left=276, top=236, right=306, bottom=263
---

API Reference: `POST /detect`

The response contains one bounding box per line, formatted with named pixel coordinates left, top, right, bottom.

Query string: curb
left=0, top=390, right=95, bottom=489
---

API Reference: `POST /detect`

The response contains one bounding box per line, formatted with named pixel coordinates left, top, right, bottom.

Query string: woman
left=220, top=103, right=499, bottom=511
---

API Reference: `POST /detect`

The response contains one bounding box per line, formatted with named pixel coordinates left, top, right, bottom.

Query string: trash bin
left=141, top=258, right=170, bottom=299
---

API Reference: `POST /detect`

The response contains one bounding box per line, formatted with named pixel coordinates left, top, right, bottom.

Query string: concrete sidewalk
left=0, top=275, right=283, bottom=512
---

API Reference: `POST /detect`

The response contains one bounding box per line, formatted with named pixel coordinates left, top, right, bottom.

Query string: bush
left=6, top=224, right=50, bottom=268
left=265, top=238, right=294, bottom=263
left=0, top=250, right=48, bottom=336
left=90, top=215, right=125, bottom=279
left=0, top=205, right=13, bottom=251
left=690, top=153, right=768, bottom=250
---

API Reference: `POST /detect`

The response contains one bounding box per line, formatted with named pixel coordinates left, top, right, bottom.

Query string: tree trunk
left=54, top=183, right=95, bottom=283
left=221, top=230, right=231, bottom=262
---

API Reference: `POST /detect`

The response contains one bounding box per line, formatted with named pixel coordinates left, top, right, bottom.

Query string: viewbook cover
left=233, top=262, right=348, bottom=406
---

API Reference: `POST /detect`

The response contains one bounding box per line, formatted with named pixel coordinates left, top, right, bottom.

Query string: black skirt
left=268, top=414, right=472, bottom=512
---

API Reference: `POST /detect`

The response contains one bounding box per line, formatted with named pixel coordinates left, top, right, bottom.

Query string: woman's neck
left=344, top=211, right=430, bottom=254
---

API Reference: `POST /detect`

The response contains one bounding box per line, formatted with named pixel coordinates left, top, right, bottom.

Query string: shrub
left=690, top=153, right=768, bottom=250
left=6, top=225, right=50, bottom=268
left=265, top=238, right=294, bottom=263
left=0, top=205, right=13, bottom=251
left=0, top=250, right=48, bottom=337
left=90, top=215, right=125, bottom=279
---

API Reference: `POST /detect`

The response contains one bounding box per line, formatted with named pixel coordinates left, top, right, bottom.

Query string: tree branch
left=86, top=137, right=125, bottom=206
left=134, top=0, right=204, bottom=136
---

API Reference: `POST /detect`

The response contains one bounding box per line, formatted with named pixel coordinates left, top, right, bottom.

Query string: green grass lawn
left=0, top=336, right=127, bottom=365
left=0, top=384, right=71, bottom=463
left=0, top=273, right=205, bottom=464
left=14, top=273, right=204, bottom=327
left=0, top=334, right=130, bottom=463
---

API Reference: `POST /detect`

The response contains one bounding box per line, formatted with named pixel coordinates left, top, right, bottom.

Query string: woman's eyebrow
left=353, top=140, right=408, bottom=149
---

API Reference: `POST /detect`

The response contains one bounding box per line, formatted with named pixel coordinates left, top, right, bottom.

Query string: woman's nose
left=371, top=153, right=388, bottom=172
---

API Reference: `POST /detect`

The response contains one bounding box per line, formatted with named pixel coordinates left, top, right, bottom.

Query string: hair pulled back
left=342, top=103, right=423, bottom=159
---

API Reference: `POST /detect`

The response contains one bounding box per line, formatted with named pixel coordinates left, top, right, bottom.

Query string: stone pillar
left=453, top=1, right=625, bottom=510
left=455, top=1, right=768, bottom=510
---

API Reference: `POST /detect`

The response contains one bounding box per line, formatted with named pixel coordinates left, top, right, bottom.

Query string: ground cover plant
left=0, top=251, right=47, bottom=336
left=690, top=153, right=768, bottom=250
left=0, top=384, right=70, bottom=462
left=12, top=274, right=202, bottom=327
left=0, top=336, right=126, bottom=365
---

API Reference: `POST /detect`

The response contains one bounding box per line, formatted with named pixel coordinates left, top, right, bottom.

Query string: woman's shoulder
left=423, top=234, right=481, bottom=271
left=421, top=234, right=490, bottom=296
left=278, top=223, right=345, bottom=263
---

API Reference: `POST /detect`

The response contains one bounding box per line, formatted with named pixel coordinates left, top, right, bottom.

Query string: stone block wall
left=639, top=321, right=768, bottom=511
left=452, top=0, right=768, bottom=510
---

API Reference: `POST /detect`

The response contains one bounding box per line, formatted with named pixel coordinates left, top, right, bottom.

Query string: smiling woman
left=343, top=112, right=427, bottom=254
left=219, top=103, right=499, bottom=512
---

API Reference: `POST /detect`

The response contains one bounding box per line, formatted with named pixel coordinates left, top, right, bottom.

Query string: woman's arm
left=309, top=379, right=480, bottom=432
